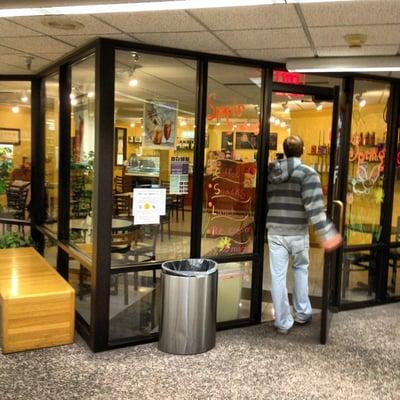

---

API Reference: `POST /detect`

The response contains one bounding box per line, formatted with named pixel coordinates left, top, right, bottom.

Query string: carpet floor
left=1, top=303, right=399, bottom=400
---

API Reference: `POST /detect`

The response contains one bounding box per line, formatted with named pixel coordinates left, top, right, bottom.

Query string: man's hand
left=322, top=233, right=343, bottom=252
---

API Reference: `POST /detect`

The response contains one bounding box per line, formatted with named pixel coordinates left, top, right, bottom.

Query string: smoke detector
left=41, top=16, right=84, bottom=31
left=344, top=33, right=368, bottom=48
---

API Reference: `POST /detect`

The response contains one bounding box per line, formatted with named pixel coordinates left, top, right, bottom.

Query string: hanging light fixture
left=282, top=103, right=290, bottom=114
left=316, top=102, right=323, bottom=111
left=20, top=93, right=28, bottom=103
left=356, top=94, right=366, bottom=108
left=11, top=105, right=19, bottom=113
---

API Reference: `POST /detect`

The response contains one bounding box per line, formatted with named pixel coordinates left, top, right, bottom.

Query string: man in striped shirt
left=267, top=135, right=342, bottom=334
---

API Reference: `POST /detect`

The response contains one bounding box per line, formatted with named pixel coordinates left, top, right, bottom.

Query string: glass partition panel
left=201, top=63, right=261, bottom=257
left=69, top=55, right=95, bottom=247
left=109, top=269, right=160, bottom=341
left=44, top=73, right=59, bottom=232
left=0, top=81, right=32, bottom=239
left=112, top=50, right=197, bottom=265
left=388, top=108, right=400, bottom=296
left=345, top=80, right=390, bottom=246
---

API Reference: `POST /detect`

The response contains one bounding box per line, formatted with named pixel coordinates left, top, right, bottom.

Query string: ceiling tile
left=0, top=36, right=74, bottom=54
left=54, top=33, right=134, bottom=47
left=215, top=29, right=309, bottom=50
left=33, top=53, right=67, bottom=62
left=0, top=54, right=49, bottom=72
left=301, top=0, right=400, bottom=27
left=190, top=5, right=300, bottom=30
left=10, top=15, right=121, bottom=36
left=237, top=48, right=313, bottom=62
left=317, top=45, right=399, bottom=57
left=134, top=32, right=229, bottom=52
left=0, top=65, right=28, bottom=74
left=97, top=11, right=205, bottom=33
left=0, top=45, right=24, bottom=55
left=391, top=72, right=400, bottom=78
left=0, top=19, right=42, bottom=37
left=310, top=25, right=400, bottom=47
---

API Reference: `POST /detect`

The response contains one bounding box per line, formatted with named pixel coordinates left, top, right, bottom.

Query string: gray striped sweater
left=266, top=157, right=336, bottom=242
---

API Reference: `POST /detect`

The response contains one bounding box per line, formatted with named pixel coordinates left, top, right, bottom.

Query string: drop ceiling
left=0, top=0, right=398, bottom=76
left=0, top=0, right=396, bottom=118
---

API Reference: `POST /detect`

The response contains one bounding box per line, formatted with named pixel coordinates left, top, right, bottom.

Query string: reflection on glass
left=69, top=254, right=91, bottom=325
left=201, top=63, right=261, bottom=257
left=112, top=50, right=196, bottom=264
left=44, top=74, right=59, bottom=232
left=345, top=80, right=389, bottom=246
left=341, top=249, right=376, bottom=302
left=108, top=270, right=160, bottom=341
left=217, top=261, right=252, bottom=322
left=0, top=81, right=32, bottom=227
left=43, top=236, right=58, bottom=268
left=69, top=55, right=95, bottom=246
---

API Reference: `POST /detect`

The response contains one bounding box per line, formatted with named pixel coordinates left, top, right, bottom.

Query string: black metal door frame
left=267, top=83, right=341, bottom=344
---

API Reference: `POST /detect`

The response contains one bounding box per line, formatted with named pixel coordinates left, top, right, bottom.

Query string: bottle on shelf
left=371, top=132, right=375, bottom=146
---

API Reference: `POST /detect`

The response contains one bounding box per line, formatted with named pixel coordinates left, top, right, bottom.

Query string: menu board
left=204, top=159, right=256, bottom=255
left=170, top=156, right=189, bottom=194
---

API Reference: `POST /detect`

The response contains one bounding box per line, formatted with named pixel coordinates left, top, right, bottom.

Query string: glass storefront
left=6, top=38, right=398, bottom=351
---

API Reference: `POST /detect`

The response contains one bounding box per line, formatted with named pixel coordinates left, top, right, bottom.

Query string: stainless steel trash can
left=158, top=259, right=218, bottom=355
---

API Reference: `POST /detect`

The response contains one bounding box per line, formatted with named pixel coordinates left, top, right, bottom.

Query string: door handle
left=332, top=200, right=344, bottom=233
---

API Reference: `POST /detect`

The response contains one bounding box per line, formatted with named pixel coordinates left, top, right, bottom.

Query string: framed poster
left=269, top=132, right=278, bottom=150
left=235, top=132, right=257, bottom=149
left=114, top=127, right=127, bottom=166
left=221, top=131, right=233, bottom=151
left=143, top=100, right=177, bottom=150
left=0, top=128, right=20, bottom=145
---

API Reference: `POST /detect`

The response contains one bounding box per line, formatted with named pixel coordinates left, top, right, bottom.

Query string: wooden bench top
left=0, top=247, right=74, bottom=300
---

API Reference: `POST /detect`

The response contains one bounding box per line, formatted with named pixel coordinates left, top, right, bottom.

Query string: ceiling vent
left=344, top=33, right=368, bottom=48
left=41, top=16, right=84, bottom=31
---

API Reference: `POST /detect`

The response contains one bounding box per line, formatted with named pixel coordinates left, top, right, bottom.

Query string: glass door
left=263, top=82, right=341, bottom=343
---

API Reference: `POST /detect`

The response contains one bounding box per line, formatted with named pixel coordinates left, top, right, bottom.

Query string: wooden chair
left=111, top=226, right=158, bottom=304
left=113, top=194, right=132, bottom=217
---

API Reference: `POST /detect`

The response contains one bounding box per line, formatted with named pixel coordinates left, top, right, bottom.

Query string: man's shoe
left=275, top=326, right=291, bottom=335
left=294, top=316, right=312, bottom=325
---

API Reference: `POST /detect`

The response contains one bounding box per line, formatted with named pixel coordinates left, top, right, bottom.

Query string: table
left=70, top=217, right=134, bottom=242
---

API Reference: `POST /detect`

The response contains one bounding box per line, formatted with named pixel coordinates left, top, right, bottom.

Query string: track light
left=283, top=103, right=290, bottom=114
left=316, top=102, right=323, bottom=111
left=129, top=78, right=138, bottom=87
left=21, top=93, right=28, bottom=103
left=356, top=94, right=366, bottom=108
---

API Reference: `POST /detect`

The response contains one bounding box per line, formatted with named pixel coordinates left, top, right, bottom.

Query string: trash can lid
left=161, top=258, right=217, bottom=277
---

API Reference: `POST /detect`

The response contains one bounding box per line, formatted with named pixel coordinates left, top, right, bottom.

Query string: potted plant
left=0, top=147, right=13, bottom=194
left=0, top=232, right=34, bottom=249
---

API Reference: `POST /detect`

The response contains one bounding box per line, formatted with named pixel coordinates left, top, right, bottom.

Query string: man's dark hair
left=283, top=135, right=304, bottom=158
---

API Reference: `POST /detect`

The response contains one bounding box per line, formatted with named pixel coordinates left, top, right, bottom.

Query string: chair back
left=6, top=184, right=29, bottom=219
left=111, top=230, right=136, bottom=253
left=113, top=195, right=132, bottom=217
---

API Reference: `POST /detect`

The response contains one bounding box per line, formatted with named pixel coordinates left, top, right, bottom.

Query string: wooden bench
left=0, top=247, right=75, bottom=353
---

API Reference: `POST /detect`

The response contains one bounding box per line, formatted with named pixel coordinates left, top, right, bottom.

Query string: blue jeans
left=268, top=234, right=312, bottom=330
